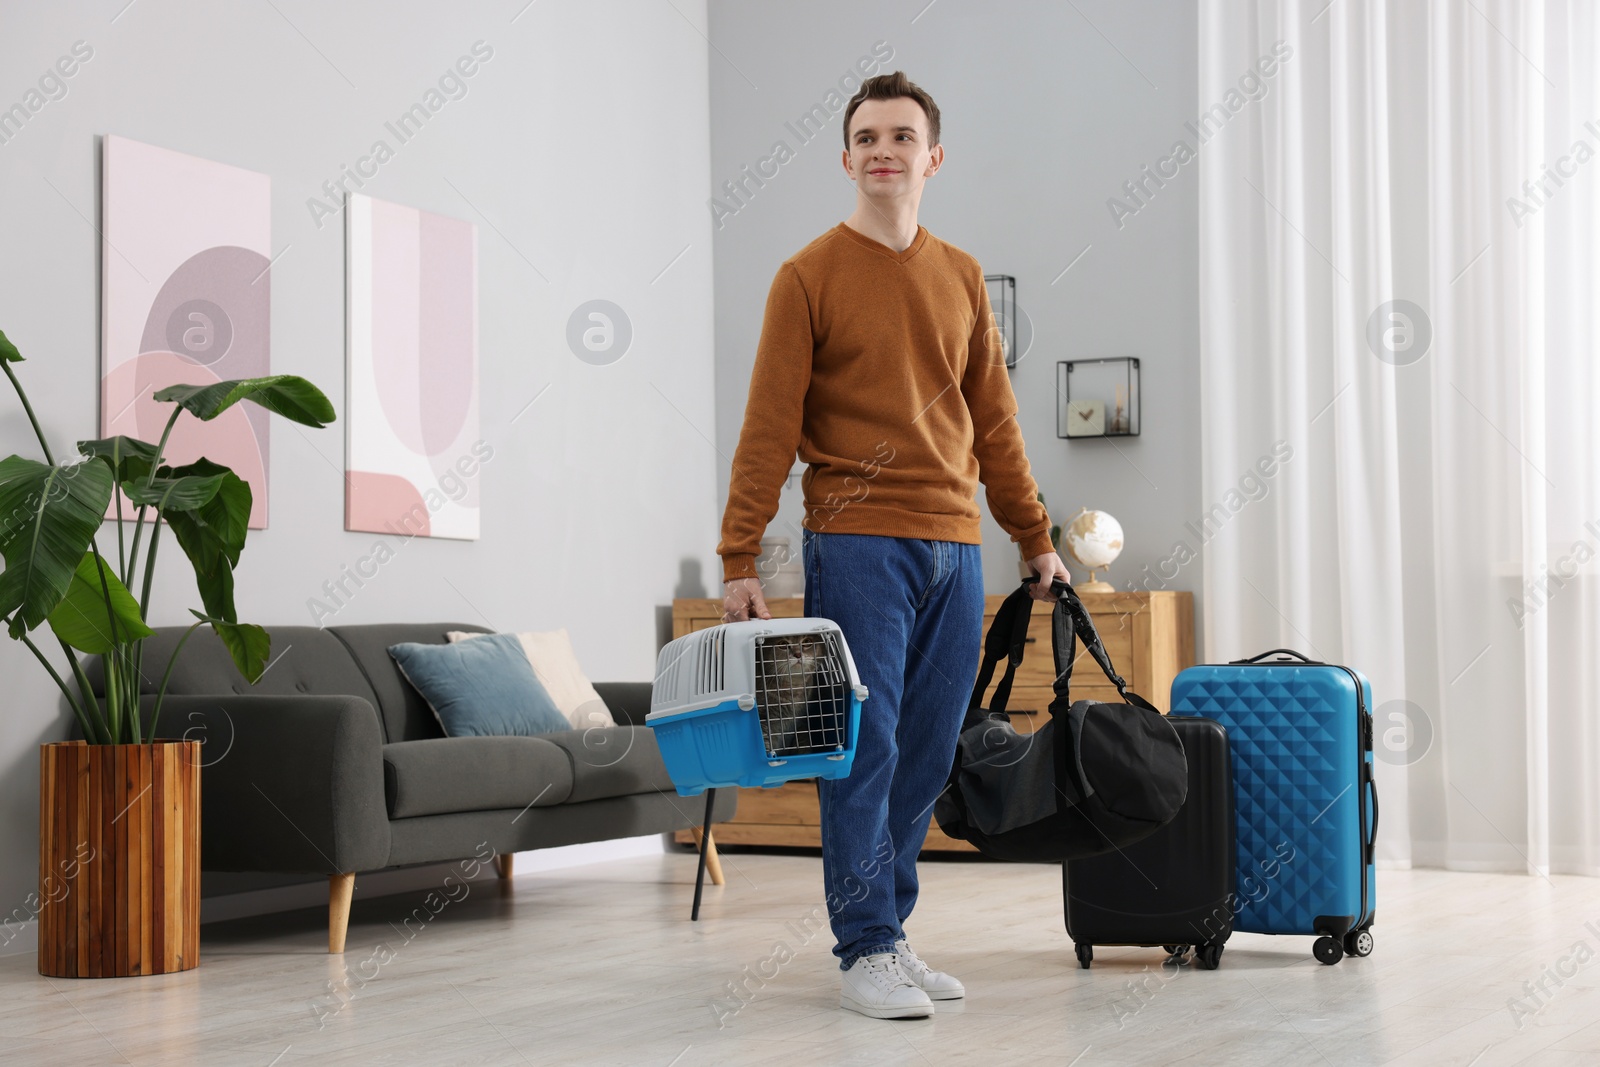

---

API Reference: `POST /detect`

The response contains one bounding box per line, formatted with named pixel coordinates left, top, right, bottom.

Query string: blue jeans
left=801, top=529, right=985, bottom=970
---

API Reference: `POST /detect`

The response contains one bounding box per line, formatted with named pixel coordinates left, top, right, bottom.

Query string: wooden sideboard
left=669, top=589, right=1194, bottom=852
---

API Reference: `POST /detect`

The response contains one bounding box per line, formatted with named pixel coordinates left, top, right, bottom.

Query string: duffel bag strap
left=1037, top=576, right=1160, bottom=711
left=967, top=581, right=1036, bottom=717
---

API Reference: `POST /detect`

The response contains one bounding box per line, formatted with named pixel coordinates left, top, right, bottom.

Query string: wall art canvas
left=101, top=135, right=273, bottom=527
left=345, top=194, right=480, bottom=540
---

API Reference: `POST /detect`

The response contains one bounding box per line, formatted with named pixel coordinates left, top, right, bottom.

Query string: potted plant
left=0, top=327, right=334, bottom=978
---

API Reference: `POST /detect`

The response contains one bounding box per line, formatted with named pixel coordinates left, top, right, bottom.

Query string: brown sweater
left=718, top=222, right=1054, bottom=583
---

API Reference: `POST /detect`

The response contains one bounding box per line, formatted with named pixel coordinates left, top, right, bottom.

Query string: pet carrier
left=647, top=617, right=866, bottom=920
left=647, top=618, right=866, bottom=795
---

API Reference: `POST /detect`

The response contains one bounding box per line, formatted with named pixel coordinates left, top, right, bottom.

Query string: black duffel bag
left=933, top=576, right=1188, bottom=862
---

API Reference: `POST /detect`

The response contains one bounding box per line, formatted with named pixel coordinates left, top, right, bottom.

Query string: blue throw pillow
left=388, top=633, right=570, bottom=738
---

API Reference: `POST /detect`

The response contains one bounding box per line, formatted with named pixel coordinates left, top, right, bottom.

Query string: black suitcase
left=1063, top=715, right=1235, bottom=969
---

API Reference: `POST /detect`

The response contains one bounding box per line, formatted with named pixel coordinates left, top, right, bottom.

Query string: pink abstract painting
left=345, top=195, right=480, bottom=540
left=101, top=135, right=272, bottom=528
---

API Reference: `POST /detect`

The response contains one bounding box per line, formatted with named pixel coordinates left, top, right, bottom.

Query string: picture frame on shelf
left=1064, top=399, right=1105, bottom=437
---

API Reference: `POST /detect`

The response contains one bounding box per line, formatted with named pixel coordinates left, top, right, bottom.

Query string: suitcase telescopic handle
left=1230, top=648, right=1324, bottom=665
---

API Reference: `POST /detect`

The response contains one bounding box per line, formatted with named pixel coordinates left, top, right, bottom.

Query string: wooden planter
left=38, top=740, right=201, bottom=978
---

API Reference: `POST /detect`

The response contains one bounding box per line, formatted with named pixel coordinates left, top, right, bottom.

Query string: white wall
left=0, top=0, right=718, bottom=945
left=706, top=0, right=1203, bottom=613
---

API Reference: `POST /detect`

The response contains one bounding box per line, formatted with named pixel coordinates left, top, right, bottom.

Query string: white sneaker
left=894, top=939, right=965, bottom=1000
left=840, top=951, right=935, bottom=1019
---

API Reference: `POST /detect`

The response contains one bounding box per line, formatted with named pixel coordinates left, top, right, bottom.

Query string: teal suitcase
left=1169, top=649, right=1377, bottom=964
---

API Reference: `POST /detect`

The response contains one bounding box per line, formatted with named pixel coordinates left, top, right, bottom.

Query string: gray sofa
left=92, top=622, right=736, bottom=952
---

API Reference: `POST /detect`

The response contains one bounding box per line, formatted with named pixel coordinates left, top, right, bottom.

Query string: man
left=717, top=70, right=1070, bottom=1020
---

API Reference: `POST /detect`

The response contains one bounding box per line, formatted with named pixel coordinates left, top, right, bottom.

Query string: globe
left=1063, top=509, right=1124, bottom=591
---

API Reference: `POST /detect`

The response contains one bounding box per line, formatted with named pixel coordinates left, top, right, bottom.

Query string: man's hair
left=842, top=71, right=941, bottom=151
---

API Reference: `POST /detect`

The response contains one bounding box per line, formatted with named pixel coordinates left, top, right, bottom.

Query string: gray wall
left=0, top=0, right=718, bottom=941
left=707, top=0, right=1202, bottom=615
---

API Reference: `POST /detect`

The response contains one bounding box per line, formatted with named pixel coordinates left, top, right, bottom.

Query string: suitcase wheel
left=1162, top=944, right=1185, bottom=958
left=1313, top=936, right=1344, bottom=965
left=1343, top=928, right=1373, bottom=958
left=1075, top=943, right=1093, bottom=969
left=1195, top=943, right=1223, bottom=970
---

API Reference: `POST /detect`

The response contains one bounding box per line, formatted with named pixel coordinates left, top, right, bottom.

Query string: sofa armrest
left=145, top=693, right=390, bottom=876
left=592, top=681, right=653, bottom=727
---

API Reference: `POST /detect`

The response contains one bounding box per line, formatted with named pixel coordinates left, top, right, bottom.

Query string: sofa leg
left=689, top=827, right=725, bottom=886
left=329, top=873, right=356, bottom=954
left=495, top=853, right=514, bottom=880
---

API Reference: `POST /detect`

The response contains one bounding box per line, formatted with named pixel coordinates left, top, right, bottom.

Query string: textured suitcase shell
left=1063, top=715, right=1235, bottom=969
left=1171, top=658, right=1376, bottom=957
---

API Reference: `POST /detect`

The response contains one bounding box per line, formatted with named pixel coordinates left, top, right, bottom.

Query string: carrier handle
left=1230, top=648, right=1323, bottom=665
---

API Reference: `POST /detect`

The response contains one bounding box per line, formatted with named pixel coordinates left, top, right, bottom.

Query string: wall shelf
left=1058, top=357, right=1141, bottom=438
left=984, top=274, right=1018, bottom=368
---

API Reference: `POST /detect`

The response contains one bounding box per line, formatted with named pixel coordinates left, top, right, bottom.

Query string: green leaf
left=47, top=551, right=153, bottom=653
left=0, top=457, right=114, bottom=637
left=121, top=465, right=226, bottom=511
left=190, top=609, right=270, bottom=683
left=163, top=460, right=251, bottom=623
left=153, top=376, right=336, bottom=428
left=0, top=328, right=21, bottom=363
left=77, top=436, right=160, bottom=486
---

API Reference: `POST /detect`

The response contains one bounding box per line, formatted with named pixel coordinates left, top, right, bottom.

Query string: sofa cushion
left=328, top=623, right=491, bottom=743
left=382, top=737, right=574, bottom=819
left=537, top=727, right=677, bottom=803
left=447, top=629, right=616, bottom=729
left=389, top=634, right=570, bottom=738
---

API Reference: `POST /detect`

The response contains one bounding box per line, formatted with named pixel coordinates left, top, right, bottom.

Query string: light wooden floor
left=2, top=851, right=1598, bottom=1066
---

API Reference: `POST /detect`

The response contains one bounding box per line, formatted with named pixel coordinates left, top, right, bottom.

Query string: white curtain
left=1199, top=0, right=1600, bottom=875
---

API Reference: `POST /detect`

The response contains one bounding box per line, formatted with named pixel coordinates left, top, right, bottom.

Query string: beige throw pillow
left=446, top=628, right=616, bottom=730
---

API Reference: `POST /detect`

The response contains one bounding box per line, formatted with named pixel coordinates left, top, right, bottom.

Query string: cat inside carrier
left=754, top=630, right=854, bottom=756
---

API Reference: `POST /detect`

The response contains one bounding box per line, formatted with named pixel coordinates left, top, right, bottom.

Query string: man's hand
left=1024, top=552, right=1073, bottom=601
left=722, top=577, right=773, bottom=622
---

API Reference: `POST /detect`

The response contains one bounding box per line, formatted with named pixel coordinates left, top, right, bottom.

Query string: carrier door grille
left=753, top=631, right=850, bottom=757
